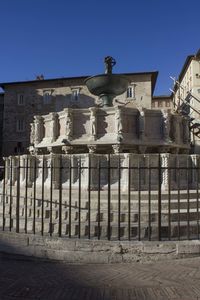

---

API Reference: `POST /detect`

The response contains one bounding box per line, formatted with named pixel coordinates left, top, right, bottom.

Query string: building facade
left=152, top=95, right=173, bottom=110
left=0, top=93, right=4, bottom=162
left=173, top=49, right=200, bottom=152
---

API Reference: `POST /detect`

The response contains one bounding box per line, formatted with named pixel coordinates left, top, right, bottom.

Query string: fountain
left=25, top=56, right=190, bottom=155
left=85, top=56, right=129, bottom=107
left=1, top=57, right=197, bottom=242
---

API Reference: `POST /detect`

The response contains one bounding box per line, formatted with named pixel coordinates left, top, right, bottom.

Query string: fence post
left=58, top=154, right=62, bottom=237
left=158, top=154, right=162, bottom=241
left=2, top=159, right=6, bottom=231
left=16, top=157, right=20, bottom=233
left=107, top=154, right=111, bottom=240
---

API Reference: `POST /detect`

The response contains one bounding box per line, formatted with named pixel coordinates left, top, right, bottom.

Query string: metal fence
left=0, top=155, right=200, bottom=241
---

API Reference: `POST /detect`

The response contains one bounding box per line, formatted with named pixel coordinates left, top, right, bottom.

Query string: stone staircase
left=0, top=189, right=200, bottom=241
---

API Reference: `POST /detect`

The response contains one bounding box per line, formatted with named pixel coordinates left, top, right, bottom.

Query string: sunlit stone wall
left=29, top=107, right=190, bottom=155
left=3, top=154, right=199, bottom=192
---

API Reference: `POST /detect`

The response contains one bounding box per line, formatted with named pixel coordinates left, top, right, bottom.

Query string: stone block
left=176, top=241, right=200, bottom=254
left=142, top=241, right=176, bottom=254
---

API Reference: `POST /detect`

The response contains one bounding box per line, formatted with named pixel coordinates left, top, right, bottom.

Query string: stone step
left=3, top=189, right=200, bottom=202
left=2, top=203, right=200, bottom=218
left=0, top=197, right=199, bottom=208
left=1, top=207, right=200, bottom=224
left=1, top=223, right=198, bottom=240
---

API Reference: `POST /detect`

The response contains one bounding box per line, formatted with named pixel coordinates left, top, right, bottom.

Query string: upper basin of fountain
left=85, top=56, right=129, bottom=106
left=85, top=73, right=129, bottom=96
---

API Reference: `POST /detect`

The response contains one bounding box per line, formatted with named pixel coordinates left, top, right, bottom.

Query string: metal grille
left=0, top=155, right=199, bottom=241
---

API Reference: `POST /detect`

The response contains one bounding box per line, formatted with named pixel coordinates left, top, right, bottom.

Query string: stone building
left=152, top=95, right=173, bottom=110
left=0, top=93, right=4, bottom=162
left=173, top=49, right=200, bottom=110
left=0, top=71, right=160, bottom=158
left=173, top=49, right=200, bottom=152
left=0, top=93, right=4, bottom=157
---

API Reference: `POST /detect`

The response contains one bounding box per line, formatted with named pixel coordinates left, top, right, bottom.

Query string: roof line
left=0, top=71, right=158, bottom=89
left=153, top=95, right=172, bottom=98
left=174, top=48, right=200, bottom=92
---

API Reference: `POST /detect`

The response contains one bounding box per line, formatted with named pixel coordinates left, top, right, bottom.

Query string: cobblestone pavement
left=0, top=254, right=200, bottom=299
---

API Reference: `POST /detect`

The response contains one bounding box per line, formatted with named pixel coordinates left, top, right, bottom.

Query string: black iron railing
left=0, top=155, right=200, bottom=241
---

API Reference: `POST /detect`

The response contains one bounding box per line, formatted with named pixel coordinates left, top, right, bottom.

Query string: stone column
left=36, top=155, right=44, bottom=185
left=139, top=109, right=145, bottom=141
left=45, top=155, right=52, bottom=188
left=191, top=155, right=199, bottom=189
left=120, top=154, right=129, bottom=192
left=26, top=155, right=34, bottom=187
left=80, top=154, right=89, bottom=190
left=60, top=155, right=70, bottom=189
left=51, top=154, right=60, bottom=189
left=11, top=156, right=18, bottom=186
left=160, top=153, right=170, bottom=191
left=88, top=153, right=99, bottom=190
left=71, top=155, right=78, bottom=185
left=70, top=154, right=89, bottom=189
left=20, top=155, right=26, bottom=185
left=3, top=157, right=10, bottom=184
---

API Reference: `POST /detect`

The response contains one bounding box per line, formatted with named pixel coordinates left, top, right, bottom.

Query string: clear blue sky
left=0, top=0, right=200, bottom=95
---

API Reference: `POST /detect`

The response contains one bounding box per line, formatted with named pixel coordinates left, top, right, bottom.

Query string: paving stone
left=0, top=254, right=200, bottom=299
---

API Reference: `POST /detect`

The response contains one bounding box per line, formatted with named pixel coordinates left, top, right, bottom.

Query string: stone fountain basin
left=85, top=74, right=129, bottom=96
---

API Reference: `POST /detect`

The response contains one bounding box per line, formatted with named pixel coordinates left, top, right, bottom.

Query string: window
left=17, top=94, right=25, bottom=106
left=43, top=90, right=52, bottom=104
left=14, top=142, right=24, bottom=154
left=16, top=119, right=25, bottom=132
left=71, top=89, right=79, bottom=101
left=126, top=85, right=136, bottom=99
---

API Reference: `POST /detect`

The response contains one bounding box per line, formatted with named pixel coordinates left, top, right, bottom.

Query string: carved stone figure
left=115, top=107, right=122, bottom=135
left=62, top=145, right=73, bottom=154
left=89, top=108, right=97, bottom=138
left=182, top=116, right=190, bottom=144
left=139, top=109, right=145, bottom=140
left=65, top=111, right=72, bottom=140
left=30, top=123, right=35, bottom=145
left=34, top=116, right=43, bottom=145
left=162, top=110, right=171, bottom=142
left=172, top=116, right=180, bottom=144
left=37, top=157, right=43, bottom=179
left=49, top=113, right=57, bottom=142
left=112, top=144, right=122, bottom=154
left=88, top=144, right=97, bottom=154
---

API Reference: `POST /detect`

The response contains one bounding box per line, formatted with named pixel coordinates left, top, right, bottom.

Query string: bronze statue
left=104, top=56, right=116, bottom=74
